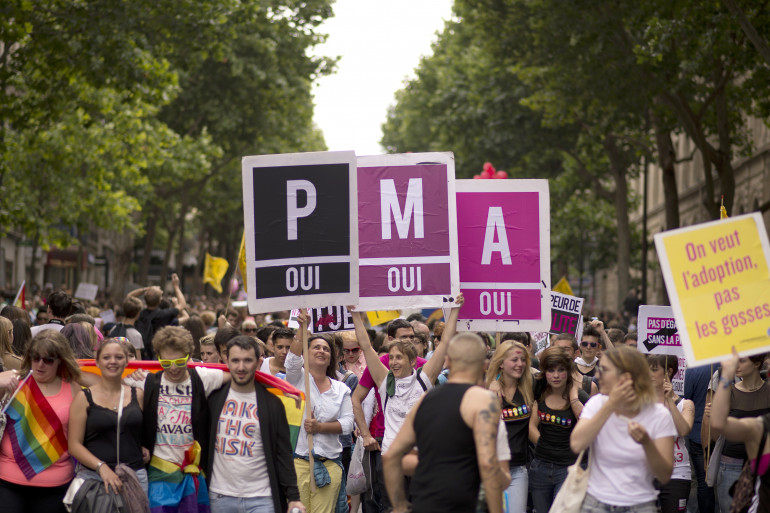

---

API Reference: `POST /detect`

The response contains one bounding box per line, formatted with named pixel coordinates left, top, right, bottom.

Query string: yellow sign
left=552, top=276, right=574, bottom=296
left=366, top=310, right=401, bottom=326
left=654, top=213, right=770, bottom=366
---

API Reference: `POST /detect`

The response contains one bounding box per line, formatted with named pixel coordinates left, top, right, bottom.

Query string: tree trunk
left=174, top=200, right=189, bottom=289
left=109, top=225, right=136, bottom=302
left=159, top=220, right=178, bottom=285
left=603, top=136, right=631, bottom=312
left=30, top=232, right=40, bottom=291
left=137, top=205, right=159, bottom=284
left=651, top=107, right=680, bottom=229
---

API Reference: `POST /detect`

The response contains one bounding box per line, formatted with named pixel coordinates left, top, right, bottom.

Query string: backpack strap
left=416, top=367, right=428, bottom=392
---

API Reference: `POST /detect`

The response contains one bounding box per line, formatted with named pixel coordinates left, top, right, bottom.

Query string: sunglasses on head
left=580, top=341, right=598, bottom=348
left=32, top=356, right=58, bottom=365
left=158, top=355, right=189, bottom=368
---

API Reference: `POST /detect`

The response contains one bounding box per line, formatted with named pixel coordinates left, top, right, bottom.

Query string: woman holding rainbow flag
left=0, top=330, right=82, bottom=513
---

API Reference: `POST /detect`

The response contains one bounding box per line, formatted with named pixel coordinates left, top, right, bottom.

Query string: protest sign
left=548, top=292, right=584, bottom=338
left=455, top=180, right=551, bottom=332
left=355, top=152, right=458, bottom=310
left=638, top=305, right=686, bottom=395
left=655, top=213, right=770, bottom=366
left=308, top=306, right=354, bottom=334
left=242, top=151, right=358, bottom=313
left=74, top=282, right=98, bottom=301
left=533, top=332, right=550, bottom=355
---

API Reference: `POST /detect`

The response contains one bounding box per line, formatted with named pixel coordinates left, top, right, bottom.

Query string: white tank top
left=671, top=399, right=691, bottom=481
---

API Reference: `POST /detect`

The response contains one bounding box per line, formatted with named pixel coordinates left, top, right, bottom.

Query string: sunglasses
left=32, top=356, right=58, bottom=365
left=343, top=347, right=360, bottom=354
left=158, top=355, right=189, bottom=368
left=580, top=341, right=598, bottom=348
left=242, top=328, right=257, bottom=334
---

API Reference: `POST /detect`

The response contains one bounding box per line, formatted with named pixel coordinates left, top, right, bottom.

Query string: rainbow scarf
left=147, top=442, right=209, bottom=513
left=4, top=374, right=68, bottom=480
left=78, top=360, right=305, bottom=450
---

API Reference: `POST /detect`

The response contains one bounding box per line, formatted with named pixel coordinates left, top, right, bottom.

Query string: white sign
left=74, top=282, right=98, bottom=301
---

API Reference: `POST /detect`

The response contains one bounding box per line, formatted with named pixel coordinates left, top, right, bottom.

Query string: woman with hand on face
left=647, top=354, right=694, bottom=513
left=486, top=338, right=534, bottom=513
left=571, top=346, right=676, bottom=513
left=711, top=347, right=770, bottom=513
left=349, top=294, right=463, bottom=456
left=0, top=330, right=82, bottom=513
left=528, top=347, right=584, bottom=513
left=286, top=312, right=354, bottom=513
left=68, top=338, right=150, bottom=496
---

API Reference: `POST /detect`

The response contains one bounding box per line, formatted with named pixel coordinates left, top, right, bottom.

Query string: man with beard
left=205, top=336, right=305, bottom=513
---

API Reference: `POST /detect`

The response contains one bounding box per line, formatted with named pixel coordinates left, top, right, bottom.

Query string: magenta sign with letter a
left=356, top=152, right=459, bottom=310
left=456, top=180, right=551, bottom=332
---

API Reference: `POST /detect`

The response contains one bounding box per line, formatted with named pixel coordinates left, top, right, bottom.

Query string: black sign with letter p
left=242, top=151, right=359, bottom=312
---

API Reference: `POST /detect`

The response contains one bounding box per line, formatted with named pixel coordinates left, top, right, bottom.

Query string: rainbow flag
left=13, top=280, right=25, bottom=310
left=78, top=360, right=305, bottom=449
left=4, top=374, right=68, bottom=479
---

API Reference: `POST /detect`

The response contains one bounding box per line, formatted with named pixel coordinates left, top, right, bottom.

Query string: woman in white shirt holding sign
left=349, top=294, right=462, bottom=454
left=571, top=346, right=676, bottom=513
left=286, top=313, right=354, bottom=513
left=648, top=354, right=694, bottom=513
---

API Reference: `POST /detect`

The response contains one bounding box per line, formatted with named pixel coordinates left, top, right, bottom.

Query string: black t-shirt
left=135, top=307, right=178, bottom=358
left=502, top=388, right=531, bottom=467
left=533, top=398, right=577, bottom=465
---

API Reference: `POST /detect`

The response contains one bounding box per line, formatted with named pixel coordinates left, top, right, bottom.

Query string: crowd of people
left=0, top=279, right=767, bottom=513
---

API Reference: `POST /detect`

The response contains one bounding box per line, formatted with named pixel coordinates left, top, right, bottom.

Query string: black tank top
left=83, top=387, right=144, bottom=471
left=533, top=398, right=577, bottom=465
left=412, top=384, right=479, bottom=513
left=723, top=383, right=770, bottom=460
left=502, top=389, right=531, bottom=466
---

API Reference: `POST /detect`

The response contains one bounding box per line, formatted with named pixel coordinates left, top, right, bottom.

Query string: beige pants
left=294, top=458, right=342, bottom=513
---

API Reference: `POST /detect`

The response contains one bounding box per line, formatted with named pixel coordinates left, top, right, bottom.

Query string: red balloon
left=473, top=174, right=481, bottom=179
left=479, top=173, right=490, bottom=179
left=483, top=162, right=495, bottom=173
left=494, top=170, right=508, bottom=179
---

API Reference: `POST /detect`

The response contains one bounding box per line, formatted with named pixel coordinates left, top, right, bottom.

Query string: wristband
left=96, top=461, right=105, bottom=472
left=719, top=377, right=732, bottom=389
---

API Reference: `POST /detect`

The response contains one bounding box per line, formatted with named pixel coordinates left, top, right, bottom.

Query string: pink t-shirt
left=359, top=354, right=427, bottom=438
left=0, top=380, right=75, bottom=486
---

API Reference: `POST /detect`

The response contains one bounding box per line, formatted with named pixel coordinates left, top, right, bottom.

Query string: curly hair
left=153, top=326, right=194, bottom=357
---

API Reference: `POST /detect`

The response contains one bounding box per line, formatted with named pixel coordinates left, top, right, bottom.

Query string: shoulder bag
left=548, top=447, right=592, bottom=513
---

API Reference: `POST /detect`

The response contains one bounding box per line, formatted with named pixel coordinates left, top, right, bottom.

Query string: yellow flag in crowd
left=238, top=232, right=248, bottom=293
left=367, top=310, right=401, bottom=326
left=552, top=276, right=574, bottom=296
left=203, top=253, right=229, bottom=293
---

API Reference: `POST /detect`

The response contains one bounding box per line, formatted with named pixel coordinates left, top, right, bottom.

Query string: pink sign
left=356, top=153, right=459, bottom=310
left=456, top=180, right=551, bottom=332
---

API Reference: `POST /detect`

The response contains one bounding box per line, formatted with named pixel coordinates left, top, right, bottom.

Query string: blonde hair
left=603, top=346, right=657, bottom=410
left=486, top=340, right=534, bottom=406
left=21, top=330, right=82, bottom=382
left=0, top=317, right=15, bottom=356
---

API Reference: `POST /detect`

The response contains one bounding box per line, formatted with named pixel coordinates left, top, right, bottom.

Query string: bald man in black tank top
left=383, top=333, right=508, bottom=513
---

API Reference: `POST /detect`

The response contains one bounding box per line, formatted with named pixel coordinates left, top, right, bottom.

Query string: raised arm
left=422, top=293, right=463, bottom=383
left=711, top=347, right=762, bottom=443
left=171, top=273, right=187, bottom=311
left=664, top=378, right=694, bottom=437
left=350, top=309, right=388, bottom=386
left=591, top=319, right=613, bottom=350
left=289, top=310, right=310, bottom=357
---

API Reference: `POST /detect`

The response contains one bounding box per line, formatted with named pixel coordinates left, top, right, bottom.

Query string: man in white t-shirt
left=206, top=336, right=305, bottom=513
